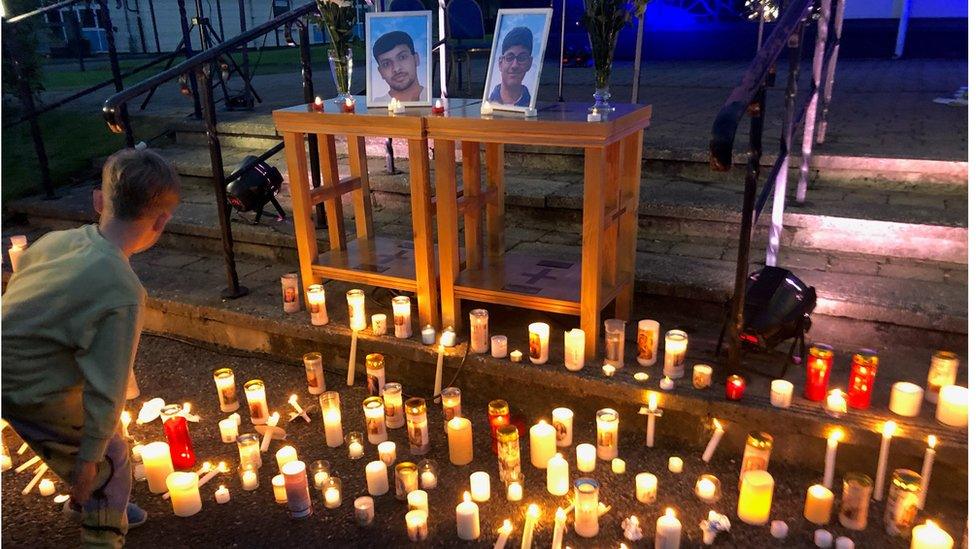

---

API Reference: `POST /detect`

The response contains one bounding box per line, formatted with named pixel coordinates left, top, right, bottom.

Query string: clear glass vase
left=589, top=33, right=618, bottom=113
left=328, top=48, right=353, bottom=102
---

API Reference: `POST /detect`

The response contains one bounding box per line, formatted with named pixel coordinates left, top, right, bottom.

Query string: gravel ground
left=2, top=335, right=967, bottom=548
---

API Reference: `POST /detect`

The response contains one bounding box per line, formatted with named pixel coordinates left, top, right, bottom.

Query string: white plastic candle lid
left=813, top=529, right=833, bottom=548
left=769, top=520, right=788, bottom=539
left=137, top=398, right=166, bottom=424
left=834, top=536, right=854, bottom=549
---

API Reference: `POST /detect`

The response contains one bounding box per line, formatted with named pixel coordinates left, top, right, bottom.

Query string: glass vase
left=328, top=47, right=353, bottom=102
left=588, top=34, right=618, bottom=113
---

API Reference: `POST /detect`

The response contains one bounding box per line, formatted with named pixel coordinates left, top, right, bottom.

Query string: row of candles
left=282, top=274, right=970, bottom=431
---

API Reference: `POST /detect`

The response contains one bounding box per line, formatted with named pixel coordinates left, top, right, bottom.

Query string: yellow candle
left=910, top=520, right=954, bottom=549
left=935, top=385, right=968, bottom=427
left=564, top=328, right=586, bottom=371
left=529, top=420, right=556, bottom=468
left=738, top=470, right=775, bottom=525
left=447, top=417, right=473, bottom=465
left=272, top=474, right=287, bottom=504
left=275, top=445, right=298, bottom=472
left=546, top=453, right=569, bottom=495
left=142, top=441, right=174, bottom=494
left=166, top=472, right=202, bottom=517
left=635, top=472, right=658, bottom=503
left=243, top=379, right=269, bottom=424
left=803, top=484, right=834, bottom=525
left=611, top=458, right=626, bottom=474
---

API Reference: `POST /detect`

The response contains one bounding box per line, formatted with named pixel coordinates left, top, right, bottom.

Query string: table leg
left=348, top=135, right=374, bottom=240
left=614, top=130, right=644, bottom=320
left=601, top=140, right=622, bottom=290
left=434, top=139, right=461, bottom=329
left=316, top=134, right=347, bottom=250
left=581, top=146, right=607, bottom=360
left=282, top=131, right=320, bottom=294
left=461, top=141, right=483, bottom=271
left=485, top=143, right=506, bottom=259
left=407, top=138, right=440, bottom=329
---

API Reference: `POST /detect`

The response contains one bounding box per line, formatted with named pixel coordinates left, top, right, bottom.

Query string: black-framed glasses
left=499, top=53, right=531, bottom=65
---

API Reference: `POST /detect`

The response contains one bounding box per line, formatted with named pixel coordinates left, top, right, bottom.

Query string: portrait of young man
left=483, top=9, right=552, bottom=113
left=489, top=26, right=534, bottom=107
left=366, top=12, right=432, bottom=107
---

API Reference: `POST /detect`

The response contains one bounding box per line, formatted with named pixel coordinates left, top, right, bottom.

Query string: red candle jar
left=805, top=343, right=834, bottom=402
left=847, top=349, right=879, bottom=409
left=431, top=100, right=445, bottom=115
left=311, top=97, right=324, bottom=112
left=725, top=375, right=746, bottom=400
left=487, top=399, right=510, bottom=454
left=161, top=404, right=196, bottom=469
left=340, top=97, right=356, bottom=113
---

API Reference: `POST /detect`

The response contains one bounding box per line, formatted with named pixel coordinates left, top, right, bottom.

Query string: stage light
left=226, top=155, right=287, bottom=224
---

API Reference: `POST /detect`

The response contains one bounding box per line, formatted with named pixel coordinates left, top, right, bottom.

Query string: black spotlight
left=717, top=266, right=817, bottom=375
left=226, top=155, right=287, bottom=224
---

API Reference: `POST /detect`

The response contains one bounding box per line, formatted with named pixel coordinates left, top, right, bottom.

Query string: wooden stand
left=429, top=102, right=651, bottom=359
left=273, top=99, right=440, bottom=328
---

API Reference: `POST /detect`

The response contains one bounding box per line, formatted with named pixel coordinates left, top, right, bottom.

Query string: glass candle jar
left=469, top=309, right=489, bottom=354
left=603, top=319, right=626, bottom=368
left=395, top=462, right=419, bottom=500
left=505, top=473, right=525, bottom=501
left=354, top=496, right=375, bottom=526
left=322, top=475, right=343, bottom=509
left=926, top=351, right=959, bottom=404
left=488, top=399, right=511, bottom=454
left=595, top=408, right=619, bottom=461
left=382, top=382, right=405, bottom=429
left=405, top=398, right=430, bottom=455
left=346, top=289, right=367, bottom=331
left=243, top=379, right=269, bottom=425
left=726, top=375, right=746, bottom=400
left=496, top=424, right=522, bottom=483
left=239, top=463, right=259, bottom=491
left=418, top=459, right=438, bottom=489
left=693, top=364, right=713, bottom=389
left=212, top=367, right=239, bottom=413
left=307, top=284, right=328, bottom=326
left=739, top=431, right=773, bottom=480
left=392, top=296, right=413, bottom=339
left=320, top=391, right=344, bottom=448
left=574, top=478, right=601, bottom=538
left=281, top=273, right=300, bottom=313
left=236, top=433, right=261, bottom=469
left=825, top=389, right=849, bottom=417
left=363, top=397, right=387, bottom=444
left=885, top=469, right=922, bottom=537
left=441, top=387, right=462, bottom=432
left=160, top=404, right=196, bottom=469
left=695, top=474, right=722, bottom=504
left=528, top=322, right=551, bottom=364
left=303, top=352, right=326, bottom=396
left=311, top=460, right=332, bottom=490
left=805, top=344, right=834, bottom=402
left=847, top=349, right=879, bottom=409
left=839, top=472, right=872, bottom=530
left=663, top=329, right=688, bottom=379
left=346, top=432, right=365, bottom=460
left=371, top=313, right=387, bottom=335
left=365, top=353, right=385, bottom=397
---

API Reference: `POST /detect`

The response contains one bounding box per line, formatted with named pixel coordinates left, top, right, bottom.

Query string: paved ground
left=1, top=335, right=967, bottom=547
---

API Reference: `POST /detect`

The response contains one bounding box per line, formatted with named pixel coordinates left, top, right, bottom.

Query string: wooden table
left=273, top=99, right=442, bottom=328
left=428, top=102, right=651, bottom=360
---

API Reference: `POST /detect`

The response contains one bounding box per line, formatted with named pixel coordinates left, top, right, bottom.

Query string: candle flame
left=288, top=394, right=298, bottom=404
left=927, top=435, right=937, bottom=449
left=527, top=503, right=541, bottom=518
left=120, top=411, right=131, bottom=423
left=499, top=519, right=513, bottom=534
left=345, top=97, right=354, bottom=106
left=882, top=421, right=897, bottom=437
left=629, top=515, right=639, bottom=524
left=218, top=461, right=229, bottom=472
left=555, top=507, right=566, bottom=520
left=538, top=420, right=548, bottom=426
left=829, top=428, right=844, bottom=442
left=200, top=461, right=213, bottom=473
left=219, top=484, right=226, bottom=490
left=463, top=491, right=471, bottom=503
left=648, top=391, right=659, bottom=409
left=665, top=507, right=675, bottom=518
left=712, top=418, right=723, bottom=431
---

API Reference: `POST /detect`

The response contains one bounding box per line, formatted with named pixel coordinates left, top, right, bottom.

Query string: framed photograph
left=365, top=11, right=433, bottom=108
left=482, top=8, right=553, bottom=113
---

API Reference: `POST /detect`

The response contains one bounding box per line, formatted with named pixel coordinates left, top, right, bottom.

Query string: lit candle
left=595, top=408, right=619, bottom=461
left=272, top=474, right=288, bottom=504
left=371, top=313, right=387, bottom=336
left=547, top=453, right=569, bottom=495
left=347, top=432, right=365, bottom=459
left=636, top=319, right=659, bottom=366
left=889, top=382, right=924, bottom=416
left=521, top=504, right=540, bottom=549
left=663, top=329, right=688, bottom=378
left=240, top=466, right=258, bottom=491
left=602, top=364, right=616, bottom=377
left=432, top=98, right=445, bottom=114
left=217, top=417, right=238, bottom=443
left=281, top=273, right=300, bottom=313
left=433, top=332, right=450, bottom=397
left=320, top=391, right=344, bottom=448
left=393, top=98, right=405, bottom=115
left=8, top=235, right=26, bottom=272
left=770, top=379, right=794, bottom=408
left=510, top=350, right=523, bottom=362
left=243, top=379, right=269, bottom=425
left=668, top=456, right=684, bottom=473
left=823, top=429, right=843, bottom=488
left=530, top=421, right=557, bottom=468
left=354, top=496, right=375, bottom=526
left=695, top=474, right=720, bottom=503
left=260, top=412, right=280, bottom=452
left=803, top=484, right=834, bottom=525
left=886, top=469, right=922, bottom=536
left=214, top=485, right=230, bottom=504
left=306, top=284, right=329, bottom=326
left=287, top=394, right=312, bottom=423
left=392, top=296, right=413, bottom=339
left=506, top=477, right=524, bottom=501
left=635, top=472, right=658, bottom=503
left=701, top=418, right=725, bottom=462
left=421, top=324, right=436, bottom=344
left=342, top=96, right=356, bottom=113
left=495, top=519, right=514, bottom=549
left=936, top=385, right=968, bottom=427
left=440, top=386, right=462, bottom=433
left=839, top=472, right=872, bottom=530
left=403, top=509, right=427, bottom=542
left=365, top=460, right=389, bottom=496
left=693, top=364, right=713, bottom=389
left=655, top=508, right=682, bottom=549
left=604, top=319, right=625, bottom=368
left=873, top=420, right=897, bottom=500
left=383, top=382, right=406, bottom=429
left=276, top=445, right=298, bottom=472
left=236, top=433, right=261, bottom=470
left=470, top=309, right=489, bottom=353
left=660, top=376, right=675, bottom=391
left=363, top=397, right=388, bottom=444
left=407, top=489, right=428, bottom=512
left=918, top=435, right=937, bottom=509
left=738, top=470, right=775, bottom=525
left=528, top=323, right=550, bottom=364
left=496, top=425, right=521, bottom=484
left=488, top=400, right=511, bottom=452
left=847, top=350, right=878, bottom=409
left=378, top=441, right=397, bottom=466
left=805, top=344, right=834, bottom=402
left=740, top=431, right=774, bottom=479
left=726, top=375, right=746, bottom=400
left=456, top=491, right=481, bottom=540
left=491, top=335, right=508, bottom=359
left=644, top=392, right=659, bottom=448
left=611, top=458, right=626, bottom=474
left=573, top=478, right=601, bottom=537
left=160, top=404, right=196, bottom=469
left=119, top=410, right=132, bottom=439
left=22, top=463, right=49, bottom=495
left=143, top=441, right=174, bottom=494
left=911, top=520, right=954, bottom=549
left=576, top=443, right=596, bottom=472
left=210, top=367, right=240, bottom=414
left=825, top=389, right=848, bottom=417
left=405, top=397, right=430, bottom=455
left=563, top=328, right=585, bottom=371
left=926, top=351, right=959, bottom=403
left=166, top=471, right=202, bottom=517
left=38, top=478, right=55, bottom=497
left=470, top=471, right=491, bottom=502
left=419, top=461, right=437, bottom=490
left=549, top=408, right=574, bottom=450
left=448, top=417, right=473, bottom=465
left=301, top=352, right=326, bottom=396
left=323, top=476, right=342, bottom=509
left=282, top=460, right=312, bottom=518
left=313, top=96, right=324, bottom=110
left=312, top=460, right=331, bottom=490
left=551, top=507, right=566, bottom=549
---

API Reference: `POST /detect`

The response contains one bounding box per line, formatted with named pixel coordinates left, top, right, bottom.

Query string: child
left=2, top=148, right=180, bottom=547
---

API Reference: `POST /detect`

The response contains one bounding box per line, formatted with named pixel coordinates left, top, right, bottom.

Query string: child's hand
left=70, top=460, right=98, bottom=505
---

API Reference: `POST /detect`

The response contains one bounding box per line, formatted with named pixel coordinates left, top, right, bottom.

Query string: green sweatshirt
left=2, top=224, right=145, bottom=462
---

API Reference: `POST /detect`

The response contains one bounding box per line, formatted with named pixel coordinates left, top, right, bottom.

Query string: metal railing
left=709, top=0, right=845, bottom=370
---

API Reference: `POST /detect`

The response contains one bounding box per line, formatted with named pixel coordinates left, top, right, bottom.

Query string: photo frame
left=482, top=8, right=553, bottom=113
left=365, top=11, right=433, bottom=108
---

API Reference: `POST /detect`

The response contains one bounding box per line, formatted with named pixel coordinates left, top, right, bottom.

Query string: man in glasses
left=489, top=26, right=534, bottom=107
left=373, top=30, right=426, bottom=103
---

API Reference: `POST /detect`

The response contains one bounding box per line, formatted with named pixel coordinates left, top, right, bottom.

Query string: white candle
left=814, top=529, right=833, bottom=548
left=595, top=408, right=619, bottom=461
left=602, top=364, right=616, bottom=377
left=701, top=418, right=725, bottom=462
left=470, top=471, right=491, bottom=502
left=276, top=445, right=298, bottom=472
left=660, top=376, right=675, bottom=391
left=636, top=319, right=659, bottom=366
left=383, top=383, right=406, bottom=429
left=143, top=441, right=174, bottom=494
left=372, top=313, right=388, bottom=335
left=491, top=335, right=508, bottom=359
left=803, top=484, right=834, bottom=525
left=494, top=519, right=514, bottom=549
left=244, top=379, right=270, bottom=425
left=407, top=489, right=429, bottom=513
left=196, top=461, right=225, bottom=490
left=936, top=385, right=968, bottom=427
left=407, top=509, right=430, bottom=541
left=214, top=485, right=230, bottom=504
left=506, top=479, right=523, bottom=501
left=303, top=352, right=326, bottom=397
left=240, top=468, right=258, bottom=491
left=645, top=392, right=659, bottom=448
left=281, top=273, right=300, bottom=313
left=874, top=421, right=897, bottom=500
left=835, top=537, right=854, bottom=549
left=655, top=508, right=682, bottom=549
left=573, top=478, right=601, bottom=538
left=926, top=351, right=959, bottom=403
left=770, top=379, right=794, bottom=408
left=218, top=417, right=238, bottom=443
left=320, top=392, right=344, bottom=448
left=260, top=412, right=280, bottom=452
left=510, top=350, right=523, bottom=362
left=551, top=507, right=566, bottom=549
left=448, top=417, right=474, bottom=466
left=825, top=389, right=848, bottom=417
left=347, top=330, right=359, bottom=387
left=911, top=520, right=954, bottom=549
left=363, top=397, right=388, bottom=444
left=521, top=504, right=540, bottom=549
left=576, top=444, right=596, bottom=472
left=392, top=296, right=413, bottom=338
left=918, top=435, right=937, bottom=509
left=288, top=394, right=312, bottom=423
left=552, top=407, right=574, bottom=448
left=770, top=520, right=789, bottom=539
left=823, top=429, right=842, bottom=488
left=530, top=421, right=557, bottom=468
left=668, top=456, right=684, bottom=473
left=564, top=329, right=585, bottom=371
left=282, top=460, right=312, bottom=518
left=738, top=470, right=775, bottom=525
left=378, top=441, right=397, bottom=466
left=692, top=364, right=713, bottom=389
left=470, top=309, right=489, bottom=353
left=354, top=496, right=375, bottom=526
left=272, top=474, right=288, bottom=504
left=365, top=460, right=389, bottom=496
left=663, top=329, right=688, bottom=378
left=603, top=319, right=625, bottom=368
left=22, top=463, right=49, bottom=495
left=348, top=435, right=364, bottom=459
left=609, top=458, right=625, bottom=474
left=120, top=411, right=132, bottom=439
left=889, top=382, right=924, bottom=417
left=456, top=491, right=480, bottom=540
left=547, top=453, right=569, bottom=495
left=635, top=472, right=658, bottom=503
left=306, top=284, right=329, bottom=326
left=38, top=478, right=56, bottom=497
left=528, top=323, right=550, bottom=364
left=166, top=471, right=202, bottom=517
left=421, top=324, right=436, bottom=344
left=324, top=478, right=342, bottom=509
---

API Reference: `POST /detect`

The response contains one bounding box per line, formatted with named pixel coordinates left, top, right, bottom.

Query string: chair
left=446, top=0, right=492, bottom=95
left=388, top=0, right=426, bottom=11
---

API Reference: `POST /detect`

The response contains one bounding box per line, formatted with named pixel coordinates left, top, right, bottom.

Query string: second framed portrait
left=482, top=8, right=553, bottom=113
left=365, top=11, right=433, bottom=108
